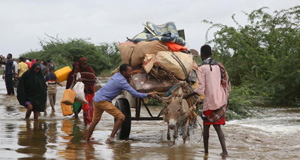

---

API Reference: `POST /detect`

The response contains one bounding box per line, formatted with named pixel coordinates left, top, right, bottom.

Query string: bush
left=21, top=37, right=122, bottom=76
left=204, top=6, right=300, bottom=106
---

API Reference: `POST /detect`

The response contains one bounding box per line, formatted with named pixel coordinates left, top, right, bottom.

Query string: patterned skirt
left=82, top=93, right=94, bottom=125
left=203, top=109, right=226, bottom=125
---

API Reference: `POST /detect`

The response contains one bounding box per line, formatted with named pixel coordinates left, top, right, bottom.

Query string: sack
left=94, top=78, right=101, bottom=92
left=119, top=42, right=136, bottom=65
left=73, top=73, right=88, bottom=104
left=155, top=51, right=193, bottom=80
left=131, top=40, right=168, bottom=68
left=200, top=106, right=226, bottom=123
left=61, top=89, right=76, bottom=105
left=119, top=40, right=168, bottom=68
left=60, top=101, right=73, bottom=116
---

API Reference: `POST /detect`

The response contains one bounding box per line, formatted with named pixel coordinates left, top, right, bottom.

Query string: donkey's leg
left=173, top=125, right=178, bottom=145
left=183, top=119, right=189, bottom=144
left=167, top=124, right=171, bottom=140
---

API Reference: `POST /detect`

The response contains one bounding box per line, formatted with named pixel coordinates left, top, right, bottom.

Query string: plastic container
left=55, top=66, right=72, bottom=82
left=60, top=101, right=73, bottom=116
left=61, top=89, right=76, bottom=105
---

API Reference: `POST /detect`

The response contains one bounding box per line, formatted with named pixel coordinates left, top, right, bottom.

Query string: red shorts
left=203, top=110, right=226, bottom=125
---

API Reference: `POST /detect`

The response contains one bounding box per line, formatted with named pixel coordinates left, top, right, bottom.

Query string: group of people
left=1, top=44, right=230, bottom=157
left=0, top=55, right=55, bottom=96
left=0, top=54, right=56, bottom=119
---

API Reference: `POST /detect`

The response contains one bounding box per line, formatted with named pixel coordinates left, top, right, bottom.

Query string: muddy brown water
left=0, top=78, right=300, bottom=160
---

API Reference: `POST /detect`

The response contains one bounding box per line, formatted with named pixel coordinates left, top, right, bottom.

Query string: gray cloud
left=0, top=0, right=298, bottom=57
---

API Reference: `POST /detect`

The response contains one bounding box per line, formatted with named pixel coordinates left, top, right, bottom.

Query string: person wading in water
left=184, top=45, right=230, bottom=157
left=86, top=64, right=156, bottom=144
left=71, top=57, right=96, bottom=126
left=17, top=63, right=47, bottom=119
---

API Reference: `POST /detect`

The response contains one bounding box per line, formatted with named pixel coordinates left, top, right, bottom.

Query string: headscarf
left=66, top=62, right=79, bottom=89
left=17, top=63, right=47, bottom=112
left=74, top=57, right=96, bottom=94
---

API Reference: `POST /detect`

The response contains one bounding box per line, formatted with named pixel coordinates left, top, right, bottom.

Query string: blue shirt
left=94, top=72, right=148, bottom=102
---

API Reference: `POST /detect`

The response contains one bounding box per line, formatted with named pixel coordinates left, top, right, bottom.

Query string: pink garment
left=194, top=64, right=228, bottom=111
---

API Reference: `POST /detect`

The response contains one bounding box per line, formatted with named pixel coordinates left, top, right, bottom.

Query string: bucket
left=60, top=101, right=73, bottom=116
left=55, top=66, right=72, bottom=82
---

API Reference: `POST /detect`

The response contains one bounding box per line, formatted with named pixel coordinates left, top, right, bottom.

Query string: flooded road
left=0, top=78, right=300, bottom=159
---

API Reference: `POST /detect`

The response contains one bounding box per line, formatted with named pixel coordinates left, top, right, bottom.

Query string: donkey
left=162, top=87, right=191, bottom=144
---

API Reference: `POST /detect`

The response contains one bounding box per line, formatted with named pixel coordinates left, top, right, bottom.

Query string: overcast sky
left=0, top=0, right=298, bottom=58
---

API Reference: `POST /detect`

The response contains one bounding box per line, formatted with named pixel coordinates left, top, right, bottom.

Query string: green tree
left=22, top=37, right=121, bottom=76
left=204, top=6, right=300, bottom=106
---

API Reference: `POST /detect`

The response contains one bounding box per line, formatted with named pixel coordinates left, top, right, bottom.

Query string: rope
left=170, top=51, right=190, bottom=81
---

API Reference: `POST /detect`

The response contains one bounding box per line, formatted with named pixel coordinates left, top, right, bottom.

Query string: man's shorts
left=93, top=101, right=125, bottom=122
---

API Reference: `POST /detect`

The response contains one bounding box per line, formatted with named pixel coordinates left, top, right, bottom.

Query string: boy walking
left=45, top=66, right=62, bottom=112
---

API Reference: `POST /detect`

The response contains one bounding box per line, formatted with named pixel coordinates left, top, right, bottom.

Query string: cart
left=114, top=81, right=199, bottom=140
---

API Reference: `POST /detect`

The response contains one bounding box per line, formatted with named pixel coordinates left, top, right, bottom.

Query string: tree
left=22, top=37, right=122, bottom=76
left=204, top=6, right=300, bottom=105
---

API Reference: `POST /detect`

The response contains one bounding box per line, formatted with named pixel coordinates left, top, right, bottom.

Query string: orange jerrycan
left=61, top=89, right=76, bottom=105
left=60, top=101, right=73, bottom=116
left=55, top=66, right=72, bottom=82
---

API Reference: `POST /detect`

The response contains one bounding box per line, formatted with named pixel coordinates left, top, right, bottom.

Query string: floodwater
left=0, top=78, right=300, bottom=160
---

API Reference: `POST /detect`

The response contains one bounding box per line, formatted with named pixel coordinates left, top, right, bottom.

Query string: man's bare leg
left=86, top=120, right=100, bottom=141
left=203, top=124, right=210, bottom=154
left=213, top=125, right=228, bottom=156
left=106, top=118, right=124, bottom=144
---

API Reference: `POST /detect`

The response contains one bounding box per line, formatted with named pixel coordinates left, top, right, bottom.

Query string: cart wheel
left=115, top=98, right=131, bottom=140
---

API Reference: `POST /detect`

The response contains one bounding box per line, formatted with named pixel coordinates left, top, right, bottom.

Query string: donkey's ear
left=163, top=97, right=171, bottom=103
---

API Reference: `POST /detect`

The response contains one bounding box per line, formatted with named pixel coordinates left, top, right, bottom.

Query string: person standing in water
left=86, top=64, right=156, bottom=144
left=66, top=62, right=81, bottom=118
left=45, top=66, right=62, bottom=112
left=17, top=57, right=28, bottom=78
left=0, top=54, right=15, bottom=95
left=184, top=45, right=230, bottom=157
left=71, top=57, right=96, bottom=125
left=17, top=63, right=47, bottom=119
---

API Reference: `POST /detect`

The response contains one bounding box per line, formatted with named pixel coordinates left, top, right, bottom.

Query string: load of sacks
left=119, top=21, right=198, bottom=94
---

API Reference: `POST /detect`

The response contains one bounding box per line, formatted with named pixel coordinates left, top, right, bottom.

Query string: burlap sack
left=155, top=51, right=193, bottom=80
left=131, top=40, right=168, bottom=68
left=119, top=42, right=136, bottom=64
left=119, top=41, right=168, bottom=68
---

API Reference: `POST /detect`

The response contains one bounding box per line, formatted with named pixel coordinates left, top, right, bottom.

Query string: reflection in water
left=46, top=121, right=57, bottom=144
left=5, top=123, right=16, bottom=138
left=58, top=119, right=92, bottom=160
left=17, top=120, right=48, bottom=159
left=110, top=142, right=131, bottom=160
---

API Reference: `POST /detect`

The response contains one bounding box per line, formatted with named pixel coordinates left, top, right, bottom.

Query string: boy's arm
left=54, top=74, right=63, bottom=87
left=56, top=80, right=63, bottom=87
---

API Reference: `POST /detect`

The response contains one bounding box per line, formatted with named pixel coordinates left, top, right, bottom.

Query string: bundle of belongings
left=119, top=21, right=199, bottom=95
